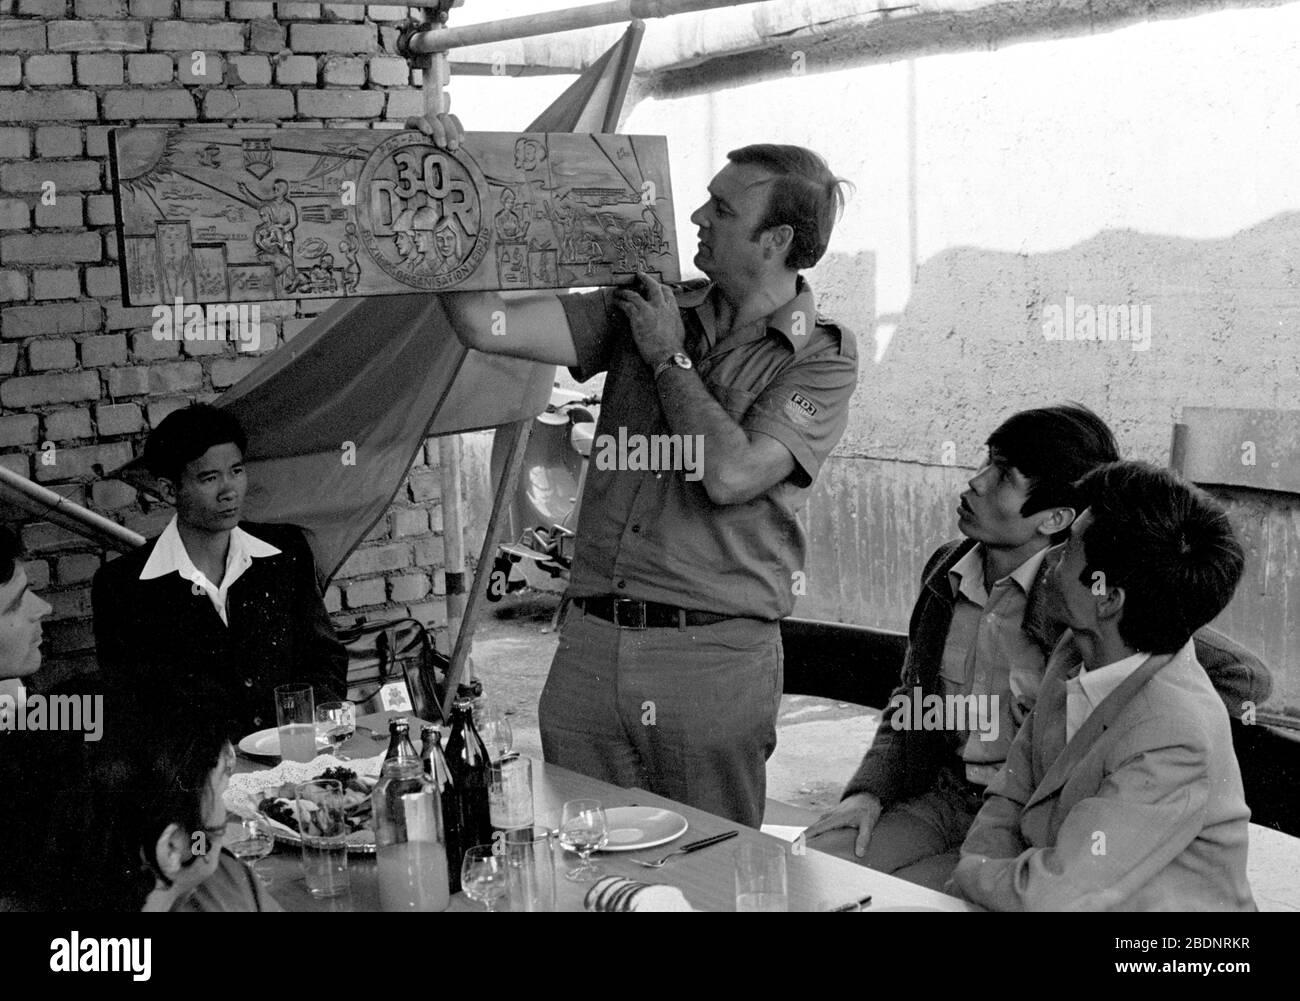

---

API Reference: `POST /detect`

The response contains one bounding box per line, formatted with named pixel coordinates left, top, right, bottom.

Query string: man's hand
left=802, top=791, right=884, bottom=858
left=613, top=272, right=687, bottom=369
left=405, top=109, right=464, bottom=151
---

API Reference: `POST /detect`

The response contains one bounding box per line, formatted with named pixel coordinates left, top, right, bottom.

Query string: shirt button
left=244, top=678, right=254, bottom=688
left=617, top=580, right=627, bottom=590
left=253, top=716, right=263, bottom=727
left=631, top=525, right=641, bottom=533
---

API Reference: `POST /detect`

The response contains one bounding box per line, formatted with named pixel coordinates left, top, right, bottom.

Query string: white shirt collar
left=1066, top=650, right=1151, bottom=742
left=140, top=515, right=281, bottom=625
left=949, top=543, right=1050, bottom=607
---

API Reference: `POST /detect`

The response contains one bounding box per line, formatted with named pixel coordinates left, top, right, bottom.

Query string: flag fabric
left=110, top=22, right=646, bottom=582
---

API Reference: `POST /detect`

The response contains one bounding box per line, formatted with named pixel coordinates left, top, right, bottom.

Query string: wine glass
left=478, top=709, right=514, bottom=763
left=316, top=700, right=356, bottom=761
left=461, top=845, right=509, bottom=912
left=559, top=798, right=608, bottom=882
left=224, top=816, right=276, bottom=888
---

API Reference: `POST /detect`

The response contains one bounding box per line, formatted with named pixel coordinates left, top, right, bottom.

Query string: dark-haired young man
left=412, top=114, right=858, bottom=826
left=92, top=405, right=346, bottom=738
left=805, top=405, right=1121, bottom=886
left=0, top=526, right=52, bottom=728
left=952, top=462, right=1254, bottom=910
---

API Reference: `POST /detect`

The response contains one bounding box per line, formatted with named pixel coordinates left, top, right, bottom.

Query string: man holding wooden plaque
left=415, top=113, right=858, bottom=827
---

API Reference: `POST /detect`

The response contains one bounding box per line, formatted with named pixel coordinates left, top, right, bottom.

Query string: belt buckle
left=612, top=597, right=647, bottom=630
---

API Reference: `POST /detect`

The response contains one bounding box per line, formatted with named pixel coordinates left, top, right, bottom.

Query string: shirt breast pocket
left=939, top=645, right=973, bottom=693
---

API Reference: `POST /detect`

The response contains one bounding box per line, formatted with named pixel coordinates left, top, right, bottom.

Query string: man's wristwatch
left=652, top=351, right=692, bottom=380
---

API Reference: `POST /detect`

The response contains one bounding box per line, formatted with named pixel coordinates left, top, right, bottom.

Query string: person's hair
left=143, top=404, right=247, bottom=485
left=725, top=144, right=852, bottom=270
left=1073, top=461, right=1245, bottom=654
left=2, top=681, right=232, bottom=912
left=0, top=525, right=20, bottom=588
left=985, top=403, right=1120, bottom=524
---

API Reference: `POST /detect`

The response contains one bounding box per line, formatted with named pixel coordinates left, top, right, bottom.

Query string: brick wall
left=0, top=2, right=462, bottom=689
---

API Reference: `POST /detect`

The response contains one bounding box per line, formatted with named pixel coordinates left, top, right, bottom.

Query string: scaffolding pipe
left=408, top=0, right=775, bottom=53
left=0, top=465, right=145, bottom=553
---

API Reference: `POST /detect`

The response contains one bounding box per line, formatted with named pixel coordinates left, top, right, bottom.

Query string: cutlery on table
left=630, top=830, right=739, bottom=869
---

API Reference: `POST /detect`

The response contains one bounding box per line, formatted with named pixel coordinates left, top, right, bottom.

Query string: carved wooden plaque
left=109, top=128, right=680, bottom=306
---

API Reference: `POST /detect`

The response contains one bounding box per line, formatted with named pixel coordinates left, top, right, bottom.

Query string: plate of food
left=225, top=756, right=383, bottom=855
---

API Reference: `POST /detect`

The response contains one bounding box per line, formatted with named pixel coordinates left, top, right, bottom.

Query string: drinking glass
left=315, top=700, right=356, bottom=760
left=275, top=683, right=316, bottom=764
left=224, top=817, right=275, bottom=889
left=487, top=753, right=533, bottom=831
left=559, top=799, right=607, bottom=882
left=461, top=845, right=508, bottom=912
left=294, top=778, right=350, bottom=899
left=501, top=825, right=558, bottom=911
left=734, top=842, right=788, bottom=912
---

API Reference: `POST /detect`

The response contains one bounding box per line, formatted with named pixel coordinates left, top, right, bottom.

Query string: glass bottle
left=443, top=693, right=493, bottom=857
left=384, top=717, right=419, bottom=765
left=372, top=758, right=450, bottom=912
left=421, top=723, right=464, bottom=893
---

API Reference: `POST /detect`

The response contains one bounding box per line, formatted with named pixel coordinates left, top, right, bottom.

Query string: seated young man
left=951, top=462, right=1255, bottom=911
left=0, top=525, right=53, bottom=728
left=92, top=405, right=346, bottom=738
left=803, top=405, right=1120, bottom=888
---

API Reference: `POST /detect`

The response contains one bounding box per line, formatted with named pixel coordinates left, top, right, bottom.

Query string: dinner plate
left=237, top=726, right=329, bottom=758
left=599, top=807, right=689, bottom=852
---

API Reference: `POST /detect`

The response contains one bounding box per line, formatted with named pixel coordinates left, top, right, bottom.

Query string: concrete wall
left=621, top=4, right=1300, bottom=719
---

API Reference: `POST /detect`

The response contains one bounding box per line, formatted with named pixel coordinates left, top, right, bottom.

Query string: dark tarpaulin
left=110, top=23, right=644, bottom=583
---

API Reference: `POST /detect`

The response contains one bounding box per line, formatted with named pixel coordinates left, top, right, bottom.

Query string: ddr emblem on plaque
left=356, top=131, right=490, bottom=292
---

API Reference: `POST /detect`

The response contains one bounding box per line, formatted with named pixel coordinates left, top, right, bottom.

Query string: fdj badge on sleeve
left=785, top=393, right=818, bottom=424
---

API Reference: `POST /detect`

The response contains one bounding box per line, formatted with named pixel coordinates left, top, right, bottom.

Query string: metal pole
left=420, top=23, right=474, bottom=692
left=408, top=0, right=774, bottom=53
left=440, top=418, right=534, bottom=721
left=0, top=465, right=146, bottom=553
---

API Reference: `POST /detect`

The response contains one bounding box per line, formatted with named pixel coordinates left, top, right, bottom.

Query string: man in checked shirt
left=414, top=112, right=857, bottom=827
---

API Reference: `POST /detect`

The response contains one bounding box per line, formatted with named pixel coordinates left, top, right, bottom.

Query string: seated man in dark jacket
left=804, top=404, right=1270, bottom=891
left=92, top=405, right=346, bottom=738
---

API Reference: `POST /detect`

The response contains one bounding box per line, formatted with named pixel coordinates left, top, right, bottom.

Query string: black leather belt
left=575, top=596, right=737, bottom=630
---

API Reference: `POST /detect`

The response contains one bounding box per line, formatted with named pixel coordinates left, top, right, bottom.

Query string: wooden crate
left=110, top=127, right=680, bottom=305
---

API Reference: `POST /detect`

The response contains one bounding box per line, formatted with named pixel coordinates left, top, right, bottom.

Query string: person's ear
left=153, top=822, right=187, bottom=880
left=156, top=476, right=178, bottom=506
left=761, top=224, right=794, bottom=261
left=1035, top=506, right=1075, bottom=538
left=1095, top=583, right=1126, bottom=625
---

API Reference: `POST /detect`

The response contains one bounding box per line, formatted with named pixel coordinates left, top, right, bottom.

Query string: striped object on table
left=584, top=876, right=696, bottom=912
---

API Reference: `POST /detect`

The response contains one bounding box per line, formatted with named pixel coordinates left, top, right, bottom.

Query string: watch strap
left=653, top=353, right=687, bottom=380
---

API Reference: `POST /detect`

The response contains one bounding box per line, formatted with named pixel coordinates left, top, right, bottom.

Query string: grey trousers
left=807, top=767, right=984, bottom=892
left=537, top=604, right=783, bottom=828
